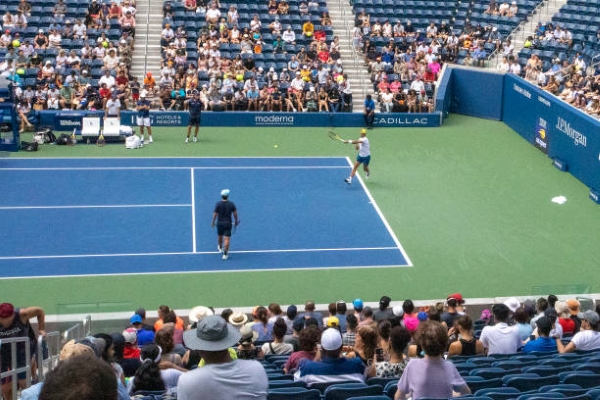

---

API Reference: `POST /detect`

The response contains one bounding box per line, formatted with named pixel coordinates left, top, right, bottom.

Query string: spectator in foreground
left=479, top=304, right=521, bottom=355
left=370, top=325, right=411, bottom=378
left=177, top=315, right=268, bottom=400
left=447, top=315, right=485, bottom=357
left=39, top=355, right=117, bottom=400
left=394, top=321, right=471, bottom=400
left=294, top=328, right=365, bottom=386
left=556, top=310, right=600, bottom=353
left=522, top=316, right=557, bottom=354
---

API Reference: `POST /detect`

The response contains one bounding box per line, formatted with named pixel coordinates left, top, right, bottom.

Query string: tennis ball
left=102, top=41, right=109, bottom=48
left=12, top=39, right=20, bottom=48
left=274, top=144, right=278, bottom=148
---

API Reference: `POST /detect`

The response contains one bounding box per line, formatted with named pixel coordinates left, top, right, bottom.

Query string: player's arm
left=345, top=137, right=363, bottom=145
left=21, top=307, right=46, bottom=336
left=211, top=211, right=218, bottom=227
left=233, top=210, right=239, bottom=226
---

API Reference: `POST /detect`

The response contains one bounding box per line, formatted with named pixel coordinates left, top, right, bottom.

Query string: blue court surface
left=0, top=157, right=411, bottom=278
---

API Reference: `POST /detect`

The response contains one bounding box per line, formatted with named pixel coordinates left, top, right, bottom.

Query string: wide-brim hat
left=183, top=315, right=241, bottom=351
left=228, top=312, right=248, bottom=327
left=189, top=306, right=214, bottom=323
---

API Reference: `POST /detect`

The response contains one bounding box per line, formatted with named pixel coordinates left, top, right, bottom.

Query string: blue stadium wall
left=440, top=66, right=599, bottom=197
left=38, top=111, right=441, bottom=130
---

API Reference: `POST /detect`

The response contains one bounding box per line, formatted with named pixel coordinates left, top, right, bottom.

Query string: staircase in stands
left=489, top=0, right=568, bottom=68
left=327, top=0, right=371, bottom=113
left=130, top=0, right=164, bottom=83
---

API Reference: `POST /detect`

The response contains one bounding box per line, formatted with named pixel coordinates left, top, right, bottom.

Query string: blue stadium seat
left=267, top=388, right=321, bottom=400
left=475, top=387, right=521, bottom=400
left=323, top=383, right=383, bottom=400
left=506, top=375, right=560, bottom=392
left=561, top=372, right=600, bottom=388
left=516, top=393, right=566, bottom=400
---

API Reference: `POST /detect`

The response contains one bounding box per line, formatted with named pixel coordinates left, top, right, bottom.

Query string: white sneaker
left=193, top=136, right=197, bottom=142
left=217, top=245, right=222, bottom=253
left=344, top=177, right=351, bottom=184
left=185, top=137, right=189, bottom=143
left=366, top=172, right=370, bottom=179
left=222, top=253, right=228, bottom=260
left=148, top=136, right=153, bottom=143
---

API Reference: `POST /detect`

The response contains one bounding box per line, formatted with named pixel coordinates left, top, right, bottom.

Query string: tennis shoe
left=193, top=136, right=197, bottom=142
left=149, top=136, right=153, bottom=143
left=222, top=253, right=228, bottom=260
left=366, top=172, right=370, bottom=179
left=185, top=137, right=189, bottom=143
left=218, top=245, right=222, bottom=253
left=344, top=177, right=351, bottom=184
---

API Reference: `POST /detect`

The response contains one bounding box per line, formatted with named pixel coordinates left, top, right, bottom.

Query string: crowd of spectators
left=14, top=294, right=600, bottom=400
left=0, top=0, right=138, bottom=131
left=154, top=0, right=354, bottom=113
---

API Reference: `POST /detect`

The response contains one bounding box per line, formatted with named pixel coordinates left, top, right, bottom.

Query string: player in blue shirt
left=363, top=94, right=375, bottom=129
left=211, top=189, right=239, bottom=260
left=186, top=91, right=202, bottom=143
left=136, top=94, right=153, bottom=144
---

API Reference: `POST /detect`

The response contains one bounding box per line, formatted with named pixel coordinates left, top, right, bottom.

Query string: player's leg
left=222, top=227, right=232, bottom=260
left=363, top=156, right=371, bottom=178
left=194, top=124, right=199, bottom=142
left=345, top=160, right=362, bottom=184
left=147, top=122, right=153, bottom=142
left=186, top=124, right=192, bottom=142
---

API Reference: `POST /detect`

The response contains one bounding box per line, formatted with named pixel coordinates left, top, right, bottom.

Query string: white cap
left=221, top=189, right=230, bottom=197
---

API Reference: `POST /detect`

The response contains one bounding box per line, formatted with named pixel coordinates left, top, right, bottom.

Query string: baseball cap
left=360, top=128, right=367, bottom=134
left=392, top=305, right=404, bottom=317
left=447, top=293, right=464, bottom=304
left=578, top=310, right=600, bottom=326
left=326, top=316, right=339, bottom=327
left=353, top=298, right=364, bottom=310
left=0, top=303, right=14, bottom=318
left=130, top=314, right=143, bottom=324
left=504, top=297, right=521, bottom=313
left=239, top=324, right=258, bottom=342
left=221, top=189, right=230, bottom=197
left=59, top=339, right=97, bottom=361
left=320, top=328, right=342, bottom=351
left=183, top=315, right=241, bottom=351
left=122, top=328, right=137, bottom=345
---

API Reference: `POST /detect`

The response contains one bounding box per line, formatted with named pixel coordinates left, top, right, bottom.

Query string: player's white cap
left=221, top=189, right=230, bottom=197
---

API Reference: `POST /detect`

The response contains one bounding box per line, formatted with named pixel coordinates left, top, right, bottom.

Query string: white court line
left=190, top=168, right=197, bottom=253
left=0, top=204, right=191, bottom=210
left=0, top=246, right=400, bottom=261
left=1, top=166, right=348, bottom=171
left=346, top=157, right=414, bottom=267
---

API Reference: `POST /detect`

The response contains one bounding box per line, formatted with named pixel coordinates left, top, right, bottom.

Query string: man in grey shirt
left=177, top=315, right=268, bottom=400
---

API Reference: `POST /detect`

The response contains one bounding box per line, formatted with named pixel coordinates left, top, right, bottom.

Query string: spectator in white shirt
left=479, top=304, right=522, bottom=355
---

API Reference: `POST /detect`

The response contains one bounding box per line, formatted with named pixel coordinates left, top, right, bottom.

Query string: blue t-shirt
left=188, top=99, right=202, bottom=117
left=364, top=98, right=375, bottom=111
left=137, top=100, right=151, bottom=118
left=214, top=200, right=236, bottom=225
left=522, top=337, right=557, bottom=354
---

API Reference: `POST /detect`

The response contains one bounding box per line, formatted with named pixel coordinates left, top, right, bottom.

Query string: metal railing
left=37, top=331, right=61, bottom=382
left=0, top=337, right=32, bottom=400
left=62, top=315, right=92, bottom=344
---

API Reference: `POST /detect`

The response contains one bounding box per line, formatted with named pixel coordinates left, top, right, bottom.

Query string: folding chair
left=102, top=117, right=121, bottom=137
left=80, top=116, right=101, bottom=138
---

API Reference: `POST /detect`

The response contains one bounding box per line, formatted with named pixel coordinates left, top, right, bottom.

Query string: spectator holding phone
left=369, top=325, right=411, bottom=378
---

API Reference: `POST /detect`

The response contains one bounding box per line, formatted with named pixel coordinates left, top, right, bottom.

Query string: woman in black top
left=447, top=315, right=484, bottom=357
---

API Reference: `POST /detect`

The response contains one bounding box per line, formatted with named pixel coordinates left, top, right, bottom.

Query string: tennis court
left=1, top=118, right=599, bottom=314
left=0, top=157, right=410, bottom=279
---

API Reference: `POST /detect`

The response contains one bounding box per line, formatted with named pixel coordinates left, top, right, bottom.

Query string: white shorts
left=136, top=117, right=151, bottom=127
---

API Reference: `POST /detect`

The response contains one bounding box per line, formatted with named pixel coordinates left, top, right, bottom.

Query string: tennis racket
left=328, top=130, right=346, bottom=143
